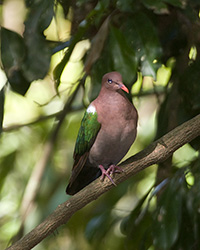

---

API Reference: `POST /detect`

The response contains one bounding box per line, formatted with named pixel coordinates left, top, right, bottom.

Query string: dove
left=66, top=72, right=138, bottom=195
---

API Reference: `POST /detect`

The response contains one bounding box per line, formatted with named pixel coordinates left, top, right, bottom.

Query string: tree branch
left=2, top=106, right=83, bottom=132
left=6, top=114, right=200, bottom=250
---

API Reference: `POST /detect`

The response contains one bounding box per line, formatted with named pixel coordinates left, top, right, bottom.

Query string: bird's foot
left=106, top=165, right=124, bottom=175
left=99, top=165, right=123, bottom=186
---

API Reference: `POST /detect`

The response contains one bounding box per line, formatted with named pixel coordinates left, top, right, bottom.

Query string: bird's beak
left=119, top=83, right=129, bottom=93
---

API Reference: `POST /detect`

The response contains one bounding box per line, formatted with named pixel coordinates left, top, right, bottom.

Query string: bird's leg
left=106, top=164, right=124, bottom=175
left=99, top=165, right=116, bottom=186
left=99, top=164, right=124, bottom=186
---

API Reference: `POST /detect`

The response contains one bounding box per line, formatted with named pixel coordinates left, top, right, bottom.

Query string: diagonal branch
left=6, top=114, right=200, bottom=250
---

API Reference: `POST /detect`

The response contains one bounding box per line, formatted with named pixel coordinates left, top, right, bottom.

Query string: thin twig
left=2, top=106, right=83, bottom=133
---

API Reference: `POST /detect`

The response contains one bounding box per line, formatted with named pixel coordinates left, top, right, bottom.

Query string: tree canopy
left=1, top=0, right=200, bottom=249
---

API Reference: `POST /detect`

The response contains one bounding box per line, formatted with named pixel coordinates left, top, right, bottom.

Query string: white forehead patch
left=86, top=104, right=96, bottom=114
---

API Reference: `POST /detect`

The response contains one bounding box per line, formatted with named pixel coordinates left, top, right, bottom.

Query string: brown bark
left=6, top=114, right=200, bottom=250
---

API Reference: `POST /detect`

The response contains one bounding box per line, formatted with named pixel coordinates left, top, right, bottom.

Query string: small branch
left=2, top=106, right=83, bottom=132
left=6, top=114, right=200, bottom=250
left=2, top=111, right=61, bottom=132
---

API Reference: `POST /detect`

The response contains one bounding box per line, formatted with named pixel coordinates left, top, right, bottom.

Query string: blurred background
left=0, top=0, right=200, bottom=249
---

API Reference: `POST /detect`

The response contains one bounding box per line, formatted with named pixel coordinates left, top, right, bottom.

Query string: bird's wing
left=68, top=107, right=101, bottom=186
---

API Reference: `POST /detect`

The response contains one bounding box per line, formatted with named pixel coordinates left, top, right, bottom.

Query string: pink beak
left=119, top=83, right=129, bottom=93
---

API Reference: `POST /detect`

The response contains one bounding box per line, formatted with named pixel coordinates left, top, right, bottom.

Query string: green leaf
left=178, top=60, right=200, bottom=150
left=85, top=212, right=113, bottom=243
left=172, top=166, right=200, bottom=249
left=1, top=28, right=31, bottom=95
left=120, top=189, right=153, bottom=249
left=142, top=0, right=169, bottom=14
left=1, top=28, right=25, bottom=70
left=123, top=12, right=162, bottom=78
left=90, top=41, right=113, bottom=98
left=116, top=0, right=135, bottom=12
left=23, top=0, right=54, bottom=82
left=1, top=0, right=54, bottom=95
left=22, top=33, right=52, bottom=82
left=120, top=195, right=147, bottom=235
left=164, top=0, right=184, bottom=8
left=109, top=26, right=137, bottom=83
left=53, top=8, right=99, bottom=87
left=0, top=151, right=16, bottom=191
left=84, top=16, right=110, bottom=74
left=25, top=0, right=54, bottom=32
left=53, top=23, right=89, bottom=87
left=179, top=60, right=200, bottom=115
left=0, top=87, right=4, bottom=134
left=152, top=175, right=185, bottom=249
left=187, top=161, right=200, bottom=218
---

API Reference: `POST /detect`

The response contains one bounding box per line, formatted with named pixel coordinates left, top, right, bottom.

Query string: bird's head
left=102, top=72, right=129, bottom=93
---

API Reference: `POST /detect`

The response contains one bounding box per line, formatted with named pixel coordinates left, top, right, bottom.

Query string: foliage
left=0, top=0, right=200, bottom=249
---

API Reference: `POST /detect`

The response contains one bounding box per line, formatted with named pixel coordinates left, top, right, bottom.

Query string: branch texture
left=6, top=114, right=200, bottom=250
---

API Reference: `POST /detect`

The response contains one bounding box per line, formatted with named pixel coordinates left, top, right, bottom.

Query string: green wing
left=68, top=108, right=101, bottom=187
left=74, top=109, right=101, bottom=158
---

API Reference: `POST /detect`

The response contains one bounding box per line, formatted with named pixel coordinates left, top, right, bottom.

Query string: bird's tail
left=66, top=166, right=101, bottom=195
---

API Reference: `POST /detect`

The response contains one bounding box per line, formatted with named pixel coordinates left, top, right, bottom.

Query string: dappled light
left=1, top=0, right=200, bottom=249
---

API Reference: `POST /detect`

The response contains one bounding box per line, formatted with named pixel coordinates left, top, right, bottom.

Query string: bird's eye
left=108, top=79, right=112, bottom=84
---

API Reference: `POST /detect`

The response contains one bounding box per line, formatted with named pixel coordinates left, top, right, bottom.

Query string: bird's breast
left=88, top=107, right=137, bottom=168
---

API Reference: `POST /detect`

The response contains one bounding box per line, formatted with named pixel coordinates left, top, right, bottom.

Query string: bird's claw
left=107, top=165, right=124, bottom=175
left=99, top=164, right=123, bottom=186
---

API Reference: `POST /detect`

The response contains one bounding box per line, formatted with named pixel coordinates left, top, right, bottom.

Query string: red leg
left=106, top=165, right=124, bottom=175
left=98, top=165, right=124, bottom=186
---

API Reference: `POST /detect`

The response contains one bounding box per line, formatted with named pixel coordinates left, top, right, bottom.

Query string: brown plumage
left=66, top=72, right=138, bottom=195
